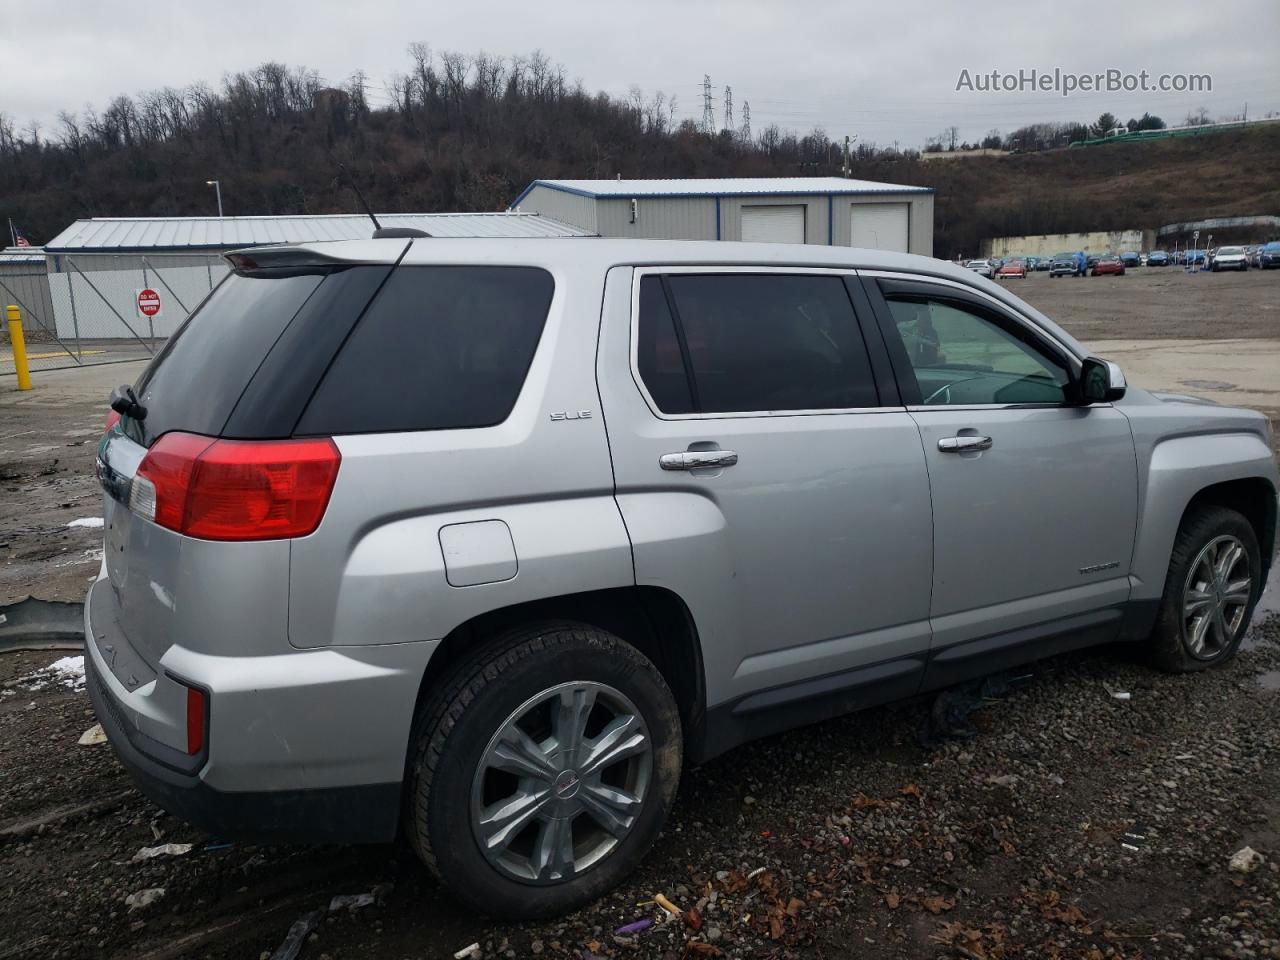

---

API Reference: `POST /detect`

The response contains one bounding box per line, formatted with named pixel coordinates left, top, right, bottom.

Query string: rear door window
left=635, top=273, right=879, bottom=414
left=296, top=266, right=555, bottom=435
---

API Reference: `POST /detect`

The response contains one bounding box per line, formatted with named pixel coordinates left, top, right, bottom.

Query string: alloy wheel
left=1181, top=535, right=1253, bottom=660
left=470, top=681, right=652, bottom=884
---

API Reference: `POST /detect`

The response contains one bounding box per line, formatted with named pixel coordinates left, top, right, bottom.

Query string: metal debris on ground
left=328, top=892, right=376, bottom=912
left=269, top=910, right=322, bottom=960
left=130, top=842, right=193, bottom=863
left=1120, top=824, right=1149, bottom=851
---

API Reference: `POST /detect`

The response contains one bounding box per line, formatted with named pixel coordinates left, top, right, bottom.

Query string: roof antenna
left=336, top=161, right=429, bottom=239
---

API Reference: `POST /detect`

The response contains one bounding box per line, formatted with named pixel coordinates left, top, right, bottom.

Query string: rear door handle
left=660, top=450, right=739, bottom=471
left=937, top=435, right=992, bottom=453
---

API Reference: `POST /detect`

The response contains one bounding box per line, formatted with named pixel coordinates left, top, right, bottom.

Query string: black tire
left=405, top=621, right=682, bottom=919
left=1150, top=506, right=1262, bottom=672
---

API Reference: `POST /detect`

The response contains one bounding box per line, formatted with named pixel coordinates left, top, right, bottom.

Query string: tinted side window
left=637, top=273, right=878, bottom=414
left=884, top=295, right=1069, bottom=405
left=298, top=266, right=554, bottom=434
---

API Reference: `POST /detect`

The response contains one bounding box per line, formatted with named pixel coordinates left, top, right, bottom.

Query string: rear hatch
left=96, top=248, right=398, bottom=669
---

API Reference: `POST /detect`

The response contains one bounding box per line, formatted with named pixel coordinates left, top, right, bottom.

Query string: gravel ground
left=1, top=619, right=1278, bottom=960
left=2, top=277, right=1279, bottom=960
left=1004, top=266, right=1280, bottom=343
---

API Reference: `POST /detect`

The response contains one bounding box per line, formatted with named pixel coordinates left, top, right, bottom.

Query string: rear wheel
left=1150, top=506, right=1261, bottom=672
left=406, top=622, right=682, bottom=918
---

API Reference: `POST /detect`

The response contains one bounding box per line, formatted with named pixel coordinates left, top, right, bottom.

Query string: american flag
left=14, top=230, right=31, bottom=248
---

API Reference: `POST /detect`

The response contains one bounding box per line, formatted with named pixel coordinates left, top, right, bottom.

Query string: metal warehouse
left=39, top=212, right=590, bottom=349
left=0, top=246, right=55, bottom=340
left=510, top=177, right=934, bottom=254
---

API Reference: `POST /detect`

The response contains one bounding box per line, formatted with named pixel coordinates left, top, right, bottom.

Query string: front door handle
left=660, top=450, right=739, bottom=471
left=937, top=435, right=993, bottom=453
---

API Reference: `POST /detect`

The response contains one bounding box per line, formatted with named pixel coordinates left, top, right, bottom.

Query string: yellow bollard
left=6, top=304, right=32, bottom=391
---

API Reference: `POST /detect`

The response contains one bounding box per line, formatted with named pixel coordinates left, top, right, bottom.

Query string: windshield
left=1218, top=246, right=1243, bottom=255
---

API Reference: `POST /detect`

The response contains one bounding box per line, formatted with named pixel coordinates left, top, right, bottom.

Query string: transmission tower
left=701, top=75, right=715, bottom=134
left=740, top=101, right=751, bottom=142
left=723, top=86, right=733, bottom=133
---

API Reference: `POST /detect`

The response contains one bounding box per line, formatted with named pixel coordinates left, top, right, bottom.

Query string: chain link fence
left=2, top=253, right=229, bottom=376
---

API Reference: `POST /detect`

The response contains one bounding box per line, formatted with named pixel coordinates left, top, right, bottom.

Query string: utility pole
left=701, top=75, right=715, bottom=135
left=206, top=180, right=224, bottom=217
left=841, top=135, right=858, bottom=177
left=723, top=86, right=733, bottom=134
left=740, top=101, right=751, bottom=142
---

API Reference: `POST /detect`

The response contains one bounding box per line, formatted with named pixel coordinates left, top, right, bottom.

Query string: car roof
left=230, top=237, right=1089, bottom=359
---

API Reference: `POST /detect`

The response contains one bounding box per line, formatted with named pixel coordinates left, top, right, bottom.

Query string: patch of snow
left=19, top=655, right=87, bottom=691
left=67, top=517, right=105, bottom=528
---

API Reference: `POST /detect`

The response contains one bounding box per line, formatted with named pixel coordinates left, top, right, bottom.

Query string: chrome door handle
left=660, top=450, right=739, bottom=471
left=937, top=435, right=992, bottom=453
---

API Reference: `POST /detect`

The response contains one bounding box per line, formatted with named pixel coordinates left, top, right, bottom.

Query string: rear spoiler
left=223, top=242, right=410, bottom=276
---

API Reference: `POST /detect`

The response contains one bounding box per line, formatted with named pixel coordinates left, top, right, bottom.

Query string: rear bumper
left=84, top=578, right=427, bottom=843
left=85, top=649, right=400, bottom=842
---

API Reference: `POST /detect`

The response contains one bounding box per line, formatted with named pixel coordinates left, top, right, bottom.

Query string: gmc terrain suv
left=88, top=238, right=1278, bottom=918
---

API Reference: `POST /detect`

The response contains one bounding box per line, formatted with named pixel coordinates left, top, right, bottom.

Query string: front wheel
left=1150, top=506, right=1261, bottom=672
left=406, top=622, right=683, bottom=918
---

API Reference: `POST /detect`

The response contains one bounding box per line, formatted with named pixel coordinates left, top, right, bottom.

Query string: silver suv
left=88, top=238, right=1277, bottom=918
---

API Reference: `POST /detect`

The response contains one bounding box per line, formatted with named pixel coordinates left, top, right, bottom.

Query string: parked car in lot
left=88, top=237, right=1278, bottom=919
left=1147, top=250, right=1171, bottom=267
left=1049, top=251, right=1087, bottom=277
left=997, top=258, right=1028, bottom=279
left=1092, top=255, right=1126, bottom=276
left=965, top=258, right=996, bottom=278
left=1212, top=245, right=1249, bottom=272
left=1033, top=256, right=1051, bottom=271
left=1185, top=249, right=1208, bottom=266
left=1119, top=252, right=1141, bottom=268
left=1260, top=241, right=1280, bottom=269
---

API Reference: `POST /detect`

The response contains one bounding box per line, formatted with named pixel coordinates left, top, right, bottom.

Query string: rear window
left=129, top=272, right=326, bottom=445
left=296, top=266, right=554, bottom=435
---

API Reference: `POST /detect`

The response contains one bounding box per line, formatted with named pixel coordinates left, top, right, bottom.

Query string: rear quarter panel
left=287, top=253, right=633, bottom=648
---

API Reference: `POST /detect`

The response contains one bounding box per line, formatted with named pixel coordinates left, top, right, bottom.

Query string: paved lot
left=1, top=272, right=1278, bottom=960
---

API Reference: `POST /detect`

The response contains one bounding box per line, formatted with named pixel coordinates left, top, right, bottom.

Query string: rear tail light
left=184, top=685, right=206, bottom=755
left=132, top=432, right=341, bottom=540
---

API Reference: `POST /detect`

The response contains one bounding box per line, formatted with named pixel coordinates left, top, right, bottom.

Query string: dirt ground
left=1, top=269, right=1279, bottom=960
left=1012, top=265, right=1280, bottom=345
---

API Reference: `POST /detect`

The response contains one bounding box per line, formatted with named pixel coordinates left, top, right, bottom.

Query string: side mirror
left=1077, top=357, right=1127, bottom=404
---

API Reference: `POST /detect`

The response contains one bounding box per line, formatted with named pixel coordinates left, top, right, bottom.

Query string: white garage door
left=851, top=203, right=909, bottom=252
left=741, top=205, right=805, bottom=244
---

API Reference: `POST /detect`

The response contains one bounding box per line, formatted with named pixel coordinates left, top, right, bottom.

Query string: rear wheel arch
left=405, top=586, right=707, bottom=769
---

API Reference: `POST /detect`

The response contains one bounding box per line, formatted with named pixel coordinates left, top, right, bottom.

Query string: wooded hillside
left=2, top=48, right=1276, bottom=257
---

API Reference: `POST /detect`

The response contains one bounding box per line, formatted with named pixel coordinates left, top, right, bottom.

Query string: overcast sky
left=3, top=1, right=1277, bottom=149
